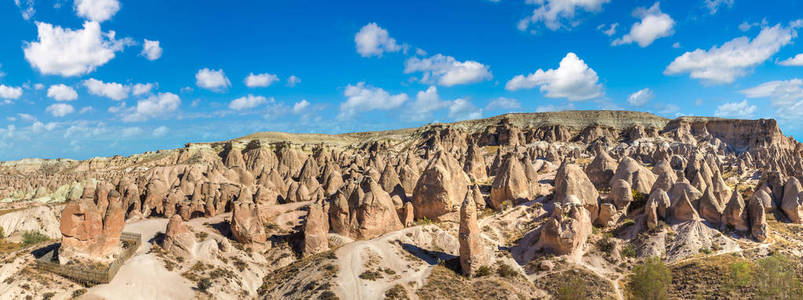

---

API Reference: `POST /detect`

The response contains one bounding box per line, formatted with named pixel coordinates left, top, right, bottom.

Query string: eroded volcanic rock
left=59, top=183, right=125, bottom=263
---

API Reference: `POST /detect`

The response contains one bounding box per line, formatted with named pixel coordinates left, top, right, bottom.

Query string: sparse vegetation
left=359, top=270, right=383, bottom=281
left=384, top=284, right=409, bottom=300
left=475, top=265, right=492, bottom=277
left=597, top=234, right=616, bottom=253
left=197, top=277, right=212, bottom=292
left=753, top=254, right=803, bottom=299
left=556, top=272, right=588, bottom=300
left=628, top=257, right=671, bottom=300
left=22, top=231, right=48, bottom=247
left=496, top=263, right=518, bottom=278
left=416, top=217, right=434, bottom=225
left=620, top=244, right=636, bottom=258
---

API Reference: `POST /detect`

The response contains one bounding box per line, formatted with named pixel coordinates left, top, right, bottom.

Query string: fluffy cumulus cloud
left=404, top=54, right=492, bottom=87
left=741, top=79, right=803, bottom=120
left=122, top=92, right=181, bottom=122
left=46, top=103, right=75, bottom=117
left=704, top=0, right=733, bottom=15
left=505, top=52, right=604, bottom=101
left=195, top=68, right=231, bottom=91
left=665, top=24, right=796, bottom=84
left=0, top=85, right=23, bottom=100
left=518, top=0, right=610, bottom=32
left=47, top=84, right=78, bottom=101
left=339, top=82, right=408, bottom=119
left=23, top=21, right=131, bottom=77
left=627, top=88, right=654, bottom=106
left=780, top=54, right=803, bottom=66
left=355, top=23, right=402, bottom=57
left=83, top=78, right=129, bottom=100
left=292, top=99, right=310, bottom=114
left=613, top=2, right=674, bottom=47
left=229, top=95, right=268, bottom=111
left=74, top=0, right=120, bottom=22
left=286, top=75, right=301, bottom=87
left=152, top=126, right=169, bottom=137
left=715, top=100, right=757, bottom=118
left=141, top=39, right=162, bottom=61
left=245, top=73, right=279, bottom=88
left=405, top=86, right=481, bottom=121
left=132, top=83, right=154, bottom=96
left=486, top=97, right=521, bottom=111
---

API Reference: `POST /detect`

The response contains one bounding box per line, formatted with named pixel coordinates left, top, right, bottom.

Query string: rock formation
left=459, top=188, right=486, bottom=276
left=59, top=184, right=125, bottom=263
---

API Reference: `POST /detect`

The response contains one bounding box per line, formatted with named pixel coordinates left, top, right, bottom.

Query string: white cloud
left=74, top=0, right=120, bottom=22
left=612, top=2, right=674, bottom=47
left=79, top=106, right=94, bottom=114
left=627, top=88, right=654, bottom=106
left=598, top=23, right=618, bottom=36
left=780, top=54, right=803, bottom=66
left=122, top=92, right=181, bottom=122
left=83, top=78, right=129, bottom=100
left=654, top=103, right=680, bottom=115
left=47, top=84, right=78, bottom=101
left=34, top=83, right=44, bottom=90
left=715, top=100, right=756, bottom=118
left=292, top=99, right=310, bottom=114
left=339, top=82, right=408, bottom=119
left=17, top=113, right=36, bottom=122
left=448, top=98, right=482, bottom=121
left=355, top=23, right=402, bottom=57
left=245, top=73, right=279, bottom=88
left=0, top=85, right=23, bottom=100
left=31, top=121, right=57, bottom=133
left=152, top=126, right=169, bottom=137
left=141, top=39, right=162, bottom=61
left=404, top=54, right=492, bottom=87
left=46, top=103, right=75, bottom=117
left=407, top=86, right=450, bottom=121
left=23, top=21, right=131, bottom=77
left=536, top=103, right=575, bottom=112
left=229, top=95, right=267, bottom=111
left=121, top=127, right=143, bottom=137
left=14, top=0, right=35, bottom=20
left=518, top=0, right=610, bottom=32
left=132, top=83, right=154, bottom=96
left=740, top=80, right=803, bottom=121
left=286, top=75, right=301, bottom=87
left=195, top=68, right=230, bottom=91
left=486, top=97, right=521, bottom=110
left=704, top=0, right=733, bottom=15
left=505, top=52, right=603, bottom=101
left=665, top=24, right=796, bottom=84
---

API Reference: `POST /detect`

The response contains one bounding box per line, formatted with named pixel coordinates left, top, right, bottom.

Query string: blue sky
left=1, top=0, right=802, bottom=160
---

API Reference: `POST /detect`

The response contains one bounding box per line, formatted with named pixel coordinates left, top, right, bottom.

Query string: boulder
left=610, top=179, right=632, bottom=211
left=609, top=157, right=656, bottom=195
left=747, top=195, right=768, bottom=242
left=781, top=177, right=803, bottom=223
left=723, top=188, right=749, bottom=231
left=489, top=153, right=532, bottom=209
left=669, top=192, right=699, bottom=222
left=538, top=203, right=592, bottom=255
left=584, top=147, right=617, bottom=189
left=163, top=215, right=196, bottom=258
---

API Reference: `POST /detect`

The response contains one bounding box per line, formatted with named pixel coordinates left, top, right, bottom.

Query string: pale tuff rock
left=538, top=202, right=592, bottom=255
left=553, top=162, right=599, bottom=221
left=163, top=214, right=196, bottom=258
left=609, top=157, right=656, bottom=195
left=669, top=192, right=699, bottom=222
left=648, top=188, right=671, bottom=220
left=490, top=153, right=532, bottom=210
left=463, top=142, right=488, bottom=182
left=379, top=164, right=405, bottom=199
left=59, top=185, right=125, bottom=263
left=303, top=199, right=329, bottom=257
left=328, top=189, right=351, bottom=236
left=230, top=201, right=266, bottom=244
left=698, top=186, right=724, bottom=226
left=401, top=201, right=415, bottom=227
left=585, top=146, right=618, bottom=189
left=349, top=177, right=404, bottom=239
left=459, top=188, right=487, bottom=276
left=595, top=203, right=618, bottom=227
left=782, top=177, right=803, bottom=223
left=747, top=192, right=769, bottom=242
left=470, top=184, right=486, bottom=211
left=610, top=179, right=633, bottom=211
left=645, top=196, right=659, bottom=230
left=412, top=151, right=470, bottom=220
left=723, top=187, right=749, bottom=232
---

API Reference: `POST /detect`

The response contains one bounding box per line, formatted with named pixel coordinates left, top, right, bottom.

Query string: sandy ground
left=81, top=218, right=196, bottom=300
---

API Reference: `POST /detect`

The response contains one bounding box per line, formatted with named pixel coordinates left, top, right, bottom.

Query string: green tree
left=628, top=257, right=672, bottom=300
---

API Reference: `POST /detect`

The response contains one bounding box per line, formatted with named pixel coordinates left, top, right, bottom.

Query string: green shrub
left=628, top=257, right=671, bottom=300
left=620, top=244, right=636, bottom=258
left=728, top=261, right=753, bottom=289
left=475, top=265, right=492, bottom=277
left=197, top=278, right=212, bottom=292
left=72, top=289, right=87, bottom=298
left=22, top=231, right=48, bottom=246
left=0, top=226, right=4, bottom=239
left=754, top=254, right=803, bottom=299
left=416, top=217, right=434, bottom=225
left=496, top=263, right=518, bottom=278
left=557, top=273, right=588, bottom=300
left=597, top=235, right=616, bottom=253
